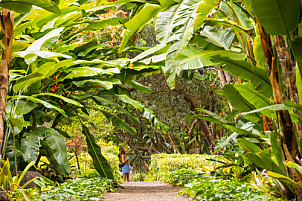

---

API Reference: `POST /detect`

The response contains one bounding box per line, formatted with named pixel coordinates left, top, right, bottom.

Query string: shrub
left=163, top=169, right=204, bottom=186
left=149, top=153, right=221, bottom=180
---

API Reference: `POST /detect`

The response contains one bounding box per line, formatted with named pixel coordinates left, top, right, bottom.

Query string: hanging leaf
left=252, top=0, right=300, bottom=35
left=13, top=59, right=73, bottom=93
left=92, top=96, right=139, bottom=124
left=82, top=124, right=114, bottom=179
left=101, top=110, right=137, bottom=135
left=195, top=108, right=229, bottom=124
left=237, top=138, right=262, bottom=153
left=42, top=127, right=70, bottom=174
left=116, top=94, right=169, bottom=132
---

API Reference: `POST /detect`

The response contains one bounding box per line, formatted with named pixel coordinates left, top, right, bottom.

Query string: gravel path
left=104, top=181, right=190, bottom=201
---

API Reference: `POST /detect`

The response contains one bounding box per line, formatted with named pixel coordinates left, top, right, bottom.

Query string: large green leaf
left=13, top=51, right=72, bottom=63
left=222, top=85, right=259, bottom=121
left=252, top=0, right=300, bottom=35
left=220, top=58, right=272, bottom=97
left=82, top=18, right=127, bottom=32
left=199, top=26, right=235, bottom=50
left=119, top=3, right=161, bottom=51
left=233, top=84, right=275, bottom=118
left=174, top=45, right=246, bottom=71
left=204, top=19, right=253, bottom=36
left=194, top=0, right=220, bottom=31
left=73, top=78, right=121, bottom=90
left=33, top=93, right=83, bottom=107
left=195, top=108, right=261, bottom=139
left=21, top=131, right=43, bottom=162
left=9, top=95, right=66, bottom=116
left=6, top=99, right=37, bottom=116
left=237, top=138, right=262, bottom=153
left=41, top=140, right=70, bottom=176
left=297, top=66, right=302, bottom=105
left=247, top=152, right=284, bottom=174
left=42, top=127, right=70, bottom=174
left=215, top=133, right=238, bottom=152
left=0, top=0, right=60, bottom=14
left=157, top=0, right=214, bottom=88
left=82, top=124, right=114, bottom=179
left=27, top=28, right=65, bottom=51
left=126, top=80, right=151, bottom=94
left=231, top=1, right=253, bottom=30
left=63, top=67, right=120, bottom=79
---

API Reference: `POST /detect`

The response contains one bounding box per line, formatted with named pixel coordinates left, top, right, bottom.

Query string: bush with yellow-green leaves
left=148, top=153, right=223, bottom=181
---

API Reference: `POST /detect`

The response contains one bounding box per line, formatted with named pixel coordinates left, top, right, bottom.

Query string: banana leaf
left=82, top=124, right=114, bottom=179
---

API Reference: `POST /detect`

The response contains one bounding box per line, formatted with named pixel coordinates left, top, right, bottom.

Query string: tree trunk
left=0, top=9, right=14, bottom=160
left=258, top=21, right=302, bottom=200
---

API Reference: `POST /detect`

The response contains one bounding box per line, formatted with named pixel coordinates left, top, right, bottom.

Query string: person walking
left=120, top=147, right=130, bottom=182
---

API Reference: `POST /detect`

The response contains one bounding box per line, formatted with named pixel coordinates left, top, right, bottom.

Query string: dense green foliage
left=162, top=168, right=281, bottom=201
left=38, top=177, right=118, bottom=201
left=181, top=176, right=280, bottom=201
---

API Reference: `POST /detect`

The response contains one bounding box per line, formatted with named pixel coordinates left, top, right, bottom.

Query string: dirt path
left=104, top=181, right=190, bottom=201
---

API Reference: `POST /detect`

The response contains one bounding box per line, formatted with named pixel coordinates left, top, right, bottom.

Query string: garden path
left=104, top=181, right=190, bottom=201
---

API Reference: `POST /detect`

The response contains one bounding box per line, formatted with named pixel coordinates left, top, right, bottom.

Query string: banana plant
left=2, top=0, right=168, bottom=179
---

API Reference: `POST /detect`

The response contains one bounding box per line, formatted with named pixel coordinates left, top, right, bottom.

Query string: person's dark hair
left=119, top=147, right=125, bottom=155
